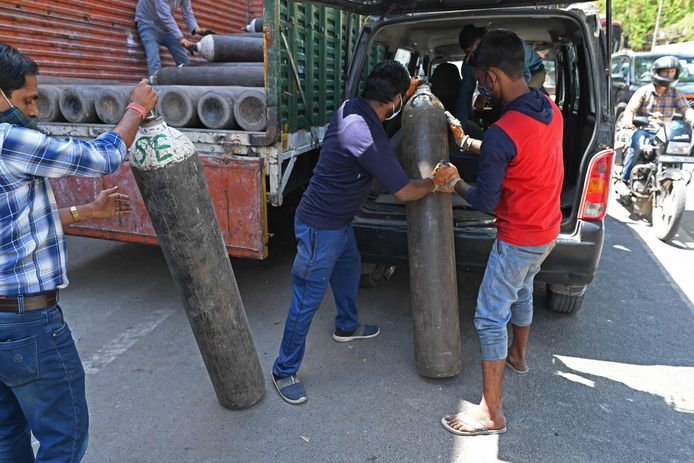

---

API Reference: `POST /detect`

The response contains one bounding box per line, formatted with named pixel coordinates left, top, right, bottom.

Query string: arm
left=459, top=126, right=515, bottom=214
left=108, top=79, right=158, bottom=149
left=154, top=0, right=184, bottom=38
left=673, top=90, right=694, bottom=123
left=181, top=0, right=199, bottom=33
left=445, top=111, right=482, bottom=155
left=59, top=186, right=132, bottom=225
left=622, top=87, right=646, bottom=128
left=1, top=80, right=156, bottom=179
left=393, top=178, right=435, bottom=201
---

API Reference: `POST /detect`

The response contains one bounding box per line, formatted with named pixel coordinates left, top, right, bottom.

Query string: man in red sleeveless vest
left=437, top=29, right=564, bottom=436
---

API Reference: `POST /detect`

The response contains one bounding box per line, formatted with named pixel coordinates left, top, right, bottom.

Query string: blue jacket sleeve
left=464, top=126, right=516, bottom=214
left=523, top=42, right=544, bottom=83
left=181, top=0, right=199, bottom=33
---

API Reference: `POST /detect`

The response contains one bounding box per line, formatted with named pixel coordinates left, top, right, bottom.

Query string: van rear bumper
left=353, top=217, right=604, bottom=286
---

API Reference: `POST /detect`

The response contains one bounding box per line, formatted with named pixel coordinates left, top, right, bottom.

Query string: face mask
left=0, top=90, right=39, bottom=131
left=384, top=94, right=403, bottom=121
left=476, top=72, right=498, bottom=105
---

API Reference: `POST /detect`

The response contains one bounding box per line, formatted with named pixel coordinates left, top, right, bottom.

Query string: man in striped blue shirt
left=0, top=43, right=157, bottom=463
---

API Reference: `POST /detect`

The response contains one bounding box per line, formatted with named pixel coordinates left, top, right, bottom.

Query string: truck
left=0, top=0, right=375, bottom=259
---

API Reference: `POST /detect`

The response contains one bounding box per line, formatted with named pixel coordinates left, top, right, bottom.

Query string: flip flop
left=441, top=414, right=507, bottom=436
left=505, top=359, right=529, bottom=375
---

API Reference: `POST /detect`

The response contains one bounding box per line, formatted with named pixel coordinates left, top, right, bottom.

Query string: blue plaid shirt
left=0, top=123, right=126, bottom=295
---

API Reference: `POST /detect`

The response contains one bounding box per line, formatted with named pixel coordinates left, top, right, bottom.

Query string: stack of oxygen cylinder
left=37, top=19, right=267, bottom=132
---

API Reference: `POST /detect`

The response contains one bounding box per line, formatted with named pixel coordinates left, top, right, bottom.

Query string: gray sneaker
left=332, top=324, right=380, bottom=343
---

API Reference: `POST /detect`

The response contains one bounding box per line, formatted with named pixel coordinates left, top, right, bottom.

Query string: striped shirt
left=0, top=123, right=126, bottom=295
left=626, top=84, right=690, bottom=122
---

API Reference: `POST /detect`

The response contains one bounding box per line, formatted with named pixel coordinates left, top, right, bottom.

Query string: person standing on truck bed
left=437, top=30, right=564, bottom=436
left=271, top=61, right=445, bottom=405
left=456, top=25, right=546, bottom=125
left=0, top=42, right=157, bottom=462
left=135, top=0, right=216, bottom=78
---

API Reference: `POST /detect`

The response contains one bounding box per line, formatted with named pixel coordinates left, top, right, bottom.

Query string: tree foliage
left=595, top=0, right=694, bottom=50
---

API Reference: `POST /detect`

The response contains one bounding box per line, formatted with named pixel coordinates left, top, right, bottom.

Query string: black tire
left=546, top=284, right=586, bottom=314
left=652, top=179, right=687, bottom=242
left=360, top=264, right=396, bottom=288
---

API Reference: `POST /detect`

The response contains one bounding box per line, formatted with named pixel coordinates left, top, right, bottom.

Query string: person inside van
left=455, top=25, right=545, bottom=125
left=436, top=29, right=563, bottom=436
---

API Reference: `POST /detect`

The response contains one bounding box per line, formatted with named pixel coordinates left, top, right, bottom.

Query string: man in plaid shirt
left=620, top=55, right=694, bottom=183
left=0, top=43, right=157, bottom=463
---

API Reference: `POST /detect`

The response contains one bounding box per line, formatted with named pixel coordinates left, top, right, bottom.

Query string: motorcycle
left=615, top=115, right=693, bottom=242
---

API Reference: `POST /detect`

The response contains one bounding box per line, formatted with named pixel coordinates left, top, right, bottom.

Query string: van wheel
left=546, top=284, right=587, bottom=314
left=360, top=264, right=396, bottom=288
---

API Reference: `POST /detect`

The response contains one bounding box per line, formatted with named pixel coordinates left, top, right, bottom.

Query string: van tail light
left=578, top=149, right=615, bottom=221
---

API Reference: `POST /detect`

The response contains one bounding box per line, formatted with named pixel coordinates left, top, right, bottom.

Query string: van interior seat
left=430, top=62, right=461, bottom=113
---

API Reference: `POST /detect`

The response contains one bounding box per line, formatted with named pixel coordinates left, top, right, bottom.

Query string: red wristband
left=126, top=102, right=147, bottom=121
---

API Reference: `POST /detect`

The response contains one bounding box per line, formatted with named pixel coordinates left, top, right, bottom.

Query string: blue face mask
left=0, top=90, right=40, bottom=131
left=477, top=73, right=496, bottom=103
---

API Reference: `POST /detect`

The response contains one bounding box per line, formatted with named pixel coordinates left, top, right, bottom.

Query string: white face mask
left=384, top=94, right=403, bottom=121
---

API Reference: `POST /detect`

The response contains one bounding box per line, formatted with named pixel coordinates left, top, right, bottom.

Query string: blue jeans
left=621, top=129, right=656, bottom=182
left=272, top=216, right=361, bottom=377
left=0, top=305, right=88, bottom=463
left=136, top=21, right=189, bottom=76
left=475, top=239, right=555, bottom=361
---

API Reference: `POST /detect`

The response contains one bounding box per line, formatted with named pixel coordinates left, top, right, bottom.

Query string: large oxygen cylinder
left=95, top=86, right=131, bottom=125
left=59, top=86, right=100, bottom=123
left=37, top=85, right=66, bottom=122
left=129, top=116, right=264, bottom=409
left=153, top=63, right=264, bottom=87
left=196, top=35, right=263, bottom=62
left=401, top=83, right=462, bottom=378
left=156, top=86, right=206, bottom=127
left=197, top=87, right=267, bottom=131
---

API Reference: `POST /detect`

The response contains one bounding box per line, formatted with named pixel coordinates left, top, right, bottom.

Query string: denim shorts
left=474, top=239, right=556, bottom=361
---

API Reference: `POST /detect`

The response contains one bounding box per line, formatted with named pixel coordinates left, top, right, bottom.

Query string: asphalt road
left=48, top=188, right=694, bottom=463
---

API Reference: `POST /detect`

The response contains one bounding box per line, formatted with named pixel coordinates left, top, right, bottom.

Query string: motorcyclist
left=620, top=55, right=694, bottom=183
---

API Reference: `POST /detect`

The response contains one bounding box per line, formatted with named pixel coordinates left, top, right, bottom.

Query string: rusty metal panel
left=249, top=0, right=264, bottom=18
left=0, top=0, right=250, bottom=81
left=49, top=155, right=268, bottom=259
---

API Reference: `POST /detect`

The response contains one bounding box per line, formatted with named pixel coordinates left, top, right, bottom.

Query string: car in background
left=611, top=51, right=694, bottom=128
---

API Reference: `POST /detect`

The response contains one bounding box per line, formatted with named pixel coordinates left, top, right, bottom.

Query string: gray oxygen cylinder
left=129, top=116, right=265, bottom=409
left=401, top=83, right=462, bottom=378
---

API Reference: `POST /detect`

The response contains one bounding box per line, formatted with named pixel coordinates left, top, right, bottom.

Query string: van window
left=394, top=48, right=414, bottom=69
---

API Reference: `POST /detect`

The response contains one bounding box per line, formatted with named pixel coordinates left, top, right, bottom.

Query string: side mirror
left=611, top=74, right=625, bottom=83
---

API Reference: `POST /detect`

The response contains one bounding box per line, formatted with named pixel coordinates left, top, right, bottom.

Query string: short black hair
left=0, top=43, right=39, bottom=97
left=459, top=25, right=487, bottom=50
left=468, top=29, right=524, bottom=80
left=362, top=60, right=410, bottom=103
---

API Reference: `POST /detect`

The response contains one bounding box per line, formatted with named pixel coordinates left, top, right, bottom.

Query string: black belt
left=0, top=290, right=59, bottom=313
